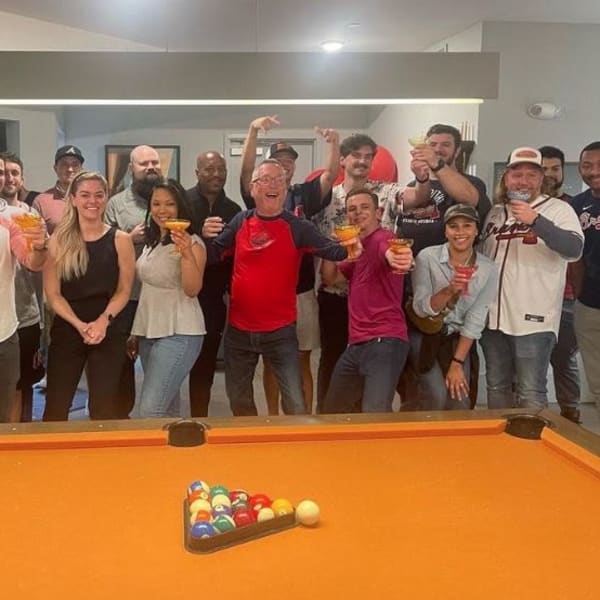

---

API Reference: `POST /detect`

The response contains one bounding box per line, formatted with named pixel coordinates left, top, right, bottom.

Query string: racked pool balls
left=212, top=515, right=236, bottom=533
left=210, top=485, right=230, bottom=498
left=233, top=508, right=256, bottom=527
left=249, top=494, right=272, bottom=513
left=187, top=481, right=210, bottom=500
left=212, top=504, right=232, bottom=518
left=256, top=507, right=275, bottom=522
left=189, top=498, right=212, bottom=514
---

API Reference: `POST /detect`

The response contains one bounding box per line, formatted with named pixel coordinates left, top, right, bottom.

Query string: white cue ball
left=295, top=499, right=320, bottom=527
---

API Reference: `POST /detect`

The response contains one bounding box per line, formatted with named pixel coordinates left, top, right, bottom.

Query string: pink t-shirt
left=339, top=227, right=408, bottom=344
left=32, top=185, right=66, bottom=235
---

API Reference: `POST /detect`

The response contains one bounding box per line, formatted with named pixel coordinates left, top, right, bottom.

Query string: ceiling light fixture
left=320, top=40, right=344, bottom=52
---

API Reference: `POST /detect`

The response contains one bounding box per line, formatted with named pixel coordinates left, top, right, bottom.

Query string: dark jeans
left=224, top=323, right=306, bottom=416
left=316, top=290, right=348, bottom=413
left=323, top=337, right=409, bottom=413
left=17, top=323, right=43, bottom=422
left=44, top=319, right=128, bottom=421
left=550, top=300, right=580, bottom=412
left=114, top=300, right=137, bottom=419
left=0, top=332, right=19, bottom=423
left=189, top=291, right=227, bottom=418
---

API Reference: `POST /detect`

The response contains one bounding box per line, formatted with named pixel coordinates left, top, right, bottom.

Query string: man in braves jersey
left=207, top=159, right=351, bottom=417
left=572, top=141, right=600, bottom=413
left=479, top=147, right=583, bottom=410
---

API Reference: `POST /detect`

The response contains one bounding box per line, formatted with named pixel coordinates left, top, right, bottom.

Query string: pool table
left=1, top=409, right=599, bottom=599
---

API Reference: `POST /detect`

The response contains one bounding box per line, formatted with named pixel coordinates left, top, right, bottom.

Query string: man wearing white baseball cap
left=479, top=146, right=584, bottom=410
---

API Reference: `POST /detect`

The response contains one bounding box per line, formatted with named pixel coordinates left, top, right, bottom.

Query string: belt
left=351, top=336, right=398, bottom=346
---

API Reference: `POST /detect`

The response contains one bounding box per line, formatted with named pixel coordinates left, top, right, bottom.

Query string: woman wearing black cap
left=408, top=203, right=498, bottom=409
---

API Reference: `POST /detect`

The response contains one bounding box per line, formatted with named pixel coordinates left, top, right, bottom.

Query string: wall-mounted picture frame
left=492, top=161, right=584, bottom=199
left=105, top=144, right=180, bottom=197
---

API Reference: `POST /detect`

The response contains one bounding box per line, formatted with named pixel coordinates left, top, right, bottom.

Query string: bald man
left=105, top=144, right=162, bottom=418
left=186, top=151, right=241, bottom=417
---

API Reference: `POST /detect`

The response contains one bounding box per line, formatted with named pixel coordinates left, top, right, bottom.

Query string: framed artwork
left=104, top=145, right=180, bottom=197
left=492, top=161, right=584, bottom=198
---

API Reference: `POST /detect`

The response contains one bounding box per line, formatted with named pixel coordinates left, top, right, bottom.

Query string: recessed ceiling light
left=347, top=23, right=360, bottom=30
left=320, top=40, right=344, bottom=52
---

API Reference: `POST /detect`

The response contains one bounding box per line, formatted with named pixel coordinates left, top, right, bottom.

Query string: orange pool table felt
left=1, top=410, right=599, bottom=600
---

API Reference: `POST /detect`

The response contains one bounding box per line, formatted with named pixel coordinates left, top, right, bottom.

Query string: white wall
left=0, top=10, right=158, bottom=50
left=477, top=21, right=600, bottom=191
left=425, top=22, right=483, bottom=52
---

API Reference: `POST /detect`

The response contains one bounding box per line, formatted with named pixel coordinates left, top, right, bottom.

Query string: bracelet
left=451, top=357, right=464, bottom=365
left=415, top=175, right=429, bottom=184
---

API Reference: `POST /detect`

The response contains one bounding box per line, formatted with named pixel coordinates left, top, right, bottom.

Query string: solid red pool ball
left=249, top=494, right=272, bottom=513
left=233, top=508, right=256, bottom=527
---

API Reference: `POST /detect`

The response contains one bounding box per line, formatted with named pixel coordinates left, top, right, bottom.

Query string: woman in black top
left=43, top=171, right=135, bottom=421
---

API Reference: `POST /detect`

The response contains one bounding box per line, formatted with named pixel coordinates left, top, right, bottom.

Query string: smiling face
left=130, top=145, right=162, bottom=184
left=579, top=149, right=600, bottom=196
left=250, top=162, right=287, bottom=217
left=150, top=187, right=178, bottom=233
left=445, top=216, right=478, bottom=253
left=504, top=163, right=544, bottom=200
left=196, top=152, right=227, bottom=196
left=72, top=178, right=107, bottom=221
left=346, top=191, right=381, bottom=237
left=3, top=160, right=23, bottom=201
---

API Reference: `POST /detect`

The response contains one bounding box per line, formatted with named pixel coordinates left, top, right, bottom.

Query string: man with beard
left=33, top=145, right=85, bottom=234
left=539, top=146, right=581, bottom=423
left=105, top=145, right=162, bottom=418
left=186, top=151, right=240, bottom=417
left=480, top=147, right=583, bottom=410
left=0, top=152, right=44, bottom=421
left=572, top=141, right=600, bottom=414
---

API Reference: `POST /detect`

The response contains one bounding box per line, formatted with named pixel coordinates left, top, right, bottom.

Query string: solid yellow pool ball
left=270, top=498, right=294, bottom=517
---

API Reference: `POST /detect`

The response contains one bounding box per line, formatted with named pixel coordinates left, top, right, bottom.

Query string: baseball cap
left=55, top=145, right=85, bottom=165
left=268, top=142, right=298, bottom=160
left=444, top=204, right=480, bottom=224
left=506, top=147, right=542, bottom=169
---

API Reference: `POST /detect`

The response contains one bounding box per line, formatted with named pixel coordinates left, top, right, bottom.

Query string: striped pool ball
left=212, top=504, right=232, bottom=518
left=187, top=481, right=210, bottom=500
left=231, top=498, right=248, bottom=511
left=210, top=485, right=230, bottom=498
left=211, top=494, right=231, bottom=508
left=189, top=498, right=212, bottom=515
left=229, top=489, right=249, bottom=503
left=212, top=515, right=236, bottom=533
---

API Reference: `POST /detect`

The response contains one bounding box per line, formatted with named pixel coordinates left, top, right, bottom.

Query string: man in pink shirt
left=32, top=145, right=85, bottom=234
left=320, top=188, right=413, bottom=413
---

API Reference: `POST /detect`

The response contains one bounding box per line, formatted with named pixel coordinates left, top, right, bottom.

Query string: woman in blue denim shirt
left=411, top=204, right=498, bottom=409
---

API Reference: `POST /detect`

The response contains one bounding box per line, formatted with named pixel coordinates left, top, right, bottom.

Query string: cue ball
left=295, top=500, right=320, bottom=526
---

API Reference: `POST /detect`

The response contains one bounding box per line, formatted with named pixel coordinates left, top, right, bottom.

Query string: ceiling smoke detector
left=526, top=102, right=563, bottom=120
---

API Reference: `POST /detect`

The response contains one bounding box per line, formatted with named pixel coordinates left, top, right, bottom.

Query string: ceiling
left=1, top=0, right=599, bottom=52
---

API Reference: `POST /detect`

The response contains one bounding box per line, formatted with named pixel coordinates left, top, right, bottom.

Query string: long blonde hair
left=53, top=171, right=108, bottom=281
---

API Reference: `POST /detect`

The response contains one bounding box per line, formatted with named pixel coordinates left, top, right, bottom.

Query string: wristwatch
left=430, top=158, right=446, bottom=173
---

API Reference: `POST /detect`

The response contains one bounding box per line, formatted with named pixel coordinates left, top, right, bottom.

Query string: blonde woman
left=43, top=171, right=135, bottom=421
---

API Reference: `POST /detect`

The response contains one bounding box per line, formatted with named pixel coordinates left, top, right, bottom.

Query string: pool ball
left=271, top=498, right=294, bottom=517
left=190, top=521, right=217, bottom=539
left=190, top=509, right=212, bottom=524
left=211, top=493, right=231, bottom=508
left=249, top=494, right=272, bottom=513
left=187, top=481, right=210, bottom=499
left=212, top=515, right=236, bottom=533
left=210, top=485, right=230, bottom=498
left=231, top=498, right=249, bottom=511
left=256, top=507, right=275, bottom=522
left=233, top=508, right=256, bottom=527
left=212, top=505, right=232, bottom=518
left=295, top=500, right=320, bottom=527
left=229, top=489, right=249, bottom=503
left=189, top=498, right=212, bottom=514
left=188, top=489, right=209, bottom=504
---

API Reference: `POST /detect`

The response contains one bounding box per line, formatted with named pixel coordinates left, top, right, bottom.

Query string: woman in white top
left=131, top=179, right=206, bottom=418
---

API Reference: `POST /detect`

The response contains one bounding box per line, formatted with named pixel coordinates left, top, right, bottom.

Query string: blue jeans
left=550, top=300, right=580, bottom=412
left=409, top=330, right=472, bottom=411
left=224, top=323, right=306, bottom=416
left=480, top=329, right=556, bottom=409
left=323, top=337, right=408, bottom=413
left=138, top=334, right=203, bottom=418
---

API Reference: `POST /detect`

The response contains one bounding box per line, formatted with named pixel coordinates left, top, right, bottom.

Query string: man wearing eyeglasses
left=206, top=159, right=351, bottom=417
left=239, top=115, right=340, bottom=415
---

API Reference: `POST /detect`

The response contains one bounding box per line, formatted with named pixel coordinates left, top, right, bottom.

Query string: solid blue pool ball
left=190, top=521, right=217, bottom=539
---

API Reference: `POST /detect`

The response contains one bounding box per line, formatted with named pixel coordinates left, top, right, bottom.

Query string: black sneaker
left=560, top=408, right=582, bottom=425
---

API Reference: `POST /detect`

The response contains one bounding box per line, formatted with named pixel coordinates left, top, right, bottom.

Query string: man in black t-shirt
left=240, top=115, right=339, bottom=414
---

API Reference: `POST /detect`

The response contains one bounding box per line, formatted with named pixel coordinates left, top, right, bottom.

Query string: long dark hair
left=145, top=178, right=196, bottom=249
